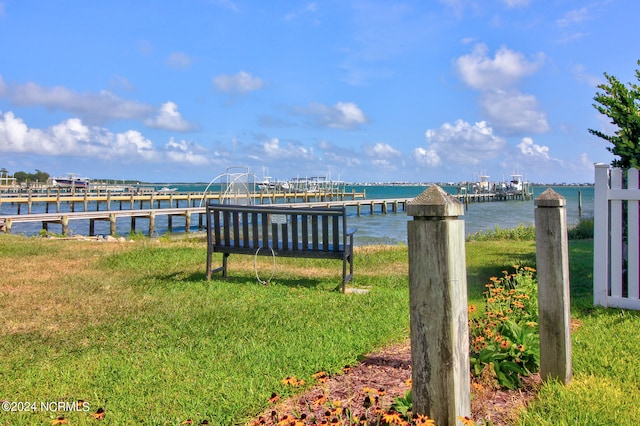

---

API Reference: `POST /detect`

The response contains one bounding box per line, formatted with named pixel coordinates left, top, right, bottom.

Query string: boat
left=158, top=186, right=178, bottom=193
left=51, top=174, right=89, bottom=189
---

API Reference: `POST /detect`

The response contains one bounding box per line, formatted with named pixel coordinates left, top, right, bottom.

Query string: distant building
left=0, top=171, right=17, bottom=190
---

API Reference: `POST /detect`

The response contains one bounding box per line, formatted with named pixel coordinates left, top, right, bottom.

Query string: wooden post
left=185, top=212, right=191, bottom=233
left=407, top=185, right=471, bottom=425
left=149, top=211, right=156, bottom=236
left=535, top=188, right=572, bottom=384
left=110, top=213, right=117, bottom=236
left=61, top=216, right=69, bottom=236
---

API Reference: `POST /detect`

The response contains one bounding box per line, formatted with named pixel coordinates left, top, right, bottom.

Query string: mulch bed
left=251, top=340, right=540, bottom=425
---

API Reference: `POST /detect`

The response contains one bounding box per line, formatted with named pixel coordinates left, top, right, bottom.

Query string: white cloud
left=455, top=44, right=544, bottom=91
left=413, top=147, right=441, bottom=167
left=0, top=75, right=6, bottom=96
left=418, top=120, right=507, bottom=166
left=571, top=63, right=602, bottom=87
left=165, top=138, right=209, bottom=165
left=0, top=110, right=208, bottom=165
left=318, top=140, right=361, bottom=166
left=261, top=137, right=314, bottom=160
left=556, top=7, right=590, bottom=28
left=454, top=45, right=548, bottom=134
left=166, top=52, right=193, bottom=69
left=365, top=142, right=401, bottom=158
left=6, top=81, right=153, bottom=124
left=213, top=71, right=263, bottom=93
left=145, top=102, right=196, bottom=132
left=480, top=90, right=549, bottom=134
left=363, top=142, right=402, bottom=170
left=517, top=137, right=550, bottom=159
left=303, top=102, right=368, bottom=130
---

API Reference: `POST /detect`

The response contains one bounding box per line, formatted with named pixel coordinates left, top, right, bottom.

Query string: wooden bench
left=205, top=203, right=357, bottom=292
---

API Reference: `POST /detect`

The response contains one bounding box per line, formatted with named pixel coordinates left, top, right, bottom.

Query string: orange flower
left=413, top=414, right=436, bottom=425
left=281, top=376, right=305, bottom=386
left=269, top=393, right=280, bottom=404
left=93, top=407, right=106, bottom=420
left=312, top=371, right=329, bottom=383
left=468, top=304, right=477, bottom=314
left=277, top=415, right=292, bottom=426
left=405, top=377, right=412, bottom=387
left=500, top=339, right=511, bottom=349
left=458, top=416, right=476, bottom=426
left=382, top=410, right=403, bottom=424
left=51, top=418, right=69, bottom=426
left=314, top=393, right=328, bottom=406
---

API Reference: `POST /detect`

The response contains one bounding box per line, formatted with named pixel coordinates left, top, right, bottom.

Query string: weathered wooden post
left=109, top=213, right=117, bottom=236
left=407, top=185, right=471, bottom=425
left=535, top=188, right=572, bottom=384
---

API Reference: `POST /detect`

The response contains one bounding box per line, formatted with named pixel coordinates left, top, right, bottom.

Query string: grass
left=0, top=230, right=638, bottom=425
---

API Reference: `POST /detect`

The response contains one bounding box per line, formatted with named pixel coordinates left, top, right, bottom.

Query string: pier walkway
left=0, top=198, right=413, bottom=236
left=0, top=189, right=366, bottom=215
left=0, top=188, right=533, bottom=236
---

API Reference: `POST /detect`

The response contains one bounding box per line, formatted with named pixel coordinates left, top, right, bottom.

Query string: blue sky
left=0, top=0, right=636, bottom=184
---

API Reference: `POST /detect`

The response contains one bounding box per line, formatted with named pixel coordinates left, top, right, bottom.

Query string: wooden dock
left=0, top=189, right=366, bottom=215
left=0, top=188, right=533, bottom=236
left=0, top=198, right=412, bottom=236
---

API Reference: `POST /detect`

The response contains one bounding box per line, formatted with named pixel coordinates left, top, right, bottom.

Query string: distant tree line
left=0, top=167, right=50, bottom=183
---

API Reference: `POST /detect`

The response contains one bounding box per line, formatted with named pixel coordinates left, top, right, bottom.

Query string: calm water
left=0, top=184, right=593, bottom=245
left=348, top=185, right=593, bottom=245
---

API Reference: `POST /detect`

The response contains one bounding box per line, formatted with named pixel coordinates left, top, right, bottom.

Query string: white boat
left=158, top=186, right=178, bottom=192
left=51, top=174, right=89, bottom=189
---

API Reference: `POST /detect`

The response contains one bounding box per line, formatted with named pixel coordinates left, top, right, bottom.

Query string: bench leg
left=341, top=248, right=355, bottom=293
left=207, top=253, right=229, bottom=280
left=222, top=253, right=229, bottom=277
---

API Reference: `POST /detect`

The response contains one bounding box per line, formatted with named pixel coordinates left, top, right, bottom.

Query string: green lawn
left=0, top=234, right=638, bottom=425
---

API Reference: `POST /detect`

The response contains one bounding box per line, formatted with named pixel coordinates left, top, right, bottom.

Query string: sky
left=0, top=0, right=637, bottom=184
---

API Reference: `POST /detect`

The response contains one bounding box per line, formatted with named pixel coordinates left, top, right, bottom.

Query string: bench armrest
left=346, top=227, right=357, bottom=236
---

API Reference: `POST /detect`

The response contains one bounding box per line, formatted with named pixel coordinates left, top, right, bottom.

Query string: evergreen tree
left=589, top=59, right=640, bottom=168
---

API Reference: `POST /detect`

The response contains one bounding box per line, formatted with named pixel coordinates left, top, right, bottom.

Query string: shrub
left=468, top=266, right=540, bottom=389
left=466, top=224, right=536, bottom=242
left=567, top=218, right=594, bottom=240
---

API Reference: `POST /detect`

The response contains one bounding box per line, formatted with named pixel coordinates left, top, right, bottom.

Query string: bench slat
left=242, top=211, right=249, bottom=248
left=333, top=215, right=340, bottom=252
left=261, top=212, right=269, bottom=249
left=232, top=211, right=240, bottom=247
left=312, top=215, right=319, bottom=250
left=292, top=214, right=299, bottom=251
left=252, top=212, right=259, bottom=248
left=302, top=214, right=309, bottom=249
left=221, top=211, right=229, bottom=246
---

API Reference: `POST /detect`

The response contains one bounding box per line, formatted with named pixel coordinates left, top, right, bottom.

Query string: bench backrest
left=206, top=203, right=349, bottom=253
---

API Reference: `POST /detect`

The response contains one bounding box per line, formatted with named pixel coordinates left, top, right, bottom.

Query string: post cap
left=534, top=188, right=566, bottom=207
left=407, top=185, right=464, bottom=218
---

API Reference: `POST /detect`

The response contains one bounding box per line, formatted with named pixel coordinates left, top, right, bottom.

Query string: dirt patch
left=251, top=340, right=540, bottom=425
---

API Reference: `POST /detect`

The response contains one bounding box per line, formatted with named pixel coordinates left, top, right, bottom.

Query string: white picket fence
left=594, top=164, right=640, bottom=310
